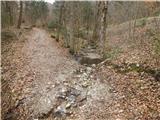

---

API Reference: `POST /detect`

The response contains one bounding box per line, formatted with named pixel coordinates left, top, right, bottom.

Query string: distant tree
left=92, top=2, right=101, bottom=46
left=1, top=1, right=18, bottom=28
left=25, top=1, right=48, bottom=25
left=17, top=1, right=23, bottom=28
left=92, top=1, right=108, bottom=54
left=99, top=1, right=108, bottom=54
left=81, top=2, right=94, bottom=36
left=57, top=1, right=65, bottom=42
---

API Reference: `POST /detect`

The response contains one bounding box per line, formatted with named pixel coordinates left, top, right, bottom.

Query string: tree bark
left=91, top=2, right=101, bottom=47
left=57, top=2, right=64, bottom=42
left=99, top=1, right=108, bottom=54
left=17, top=1, right=23, bottom=29
left=5, top=2, right=13, bottom=27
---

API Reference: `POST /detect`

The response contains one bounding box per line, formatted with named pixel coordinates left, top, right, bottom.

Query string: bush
left=75, top=28, right=89, bottom=40
left=148, top=29, right=160, bottom=59
left=136, top=18, right=146, bottom=27
left=47, top=20, right=58, bottom=29
left=153, top=34, right=160, bottom=57
left=104, top=47, right=122, bottom=60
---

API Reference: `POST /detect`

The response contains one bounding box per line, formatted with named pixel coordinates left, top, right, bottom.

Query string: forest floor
left=2, top=27, right=160, bottom=120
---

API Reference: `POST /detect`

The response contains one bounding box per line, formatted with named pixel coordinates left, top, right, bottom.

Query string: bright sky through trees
left=45, top=0, right=55, bottom=4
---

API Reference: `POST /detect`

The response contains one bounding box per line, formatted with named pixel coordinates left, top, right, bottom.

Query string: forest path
left=21, top=28, right=111, bottom=120
left=2, top=28, right=111, bottom=120
left=22, top=28, right=80, bottom=118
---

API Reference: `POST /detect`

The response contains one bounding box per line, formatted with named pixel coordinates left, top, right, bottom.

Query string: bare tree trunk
left=68, top=2, right=80, bottom=55
left=132, top=2, right=139, bottom=42
left=68, top=2, right=75, bottom=54
left=17, top=1, right=23, bottom=29
left=99, top=1, right=108, bottom=55
left=57, top=2, right=64, bottom=42
left=5, top=2, right=13, bottom=27
left=8, top=5, right=12, bottom=26
left=62, top=2, right=69, bottom=48
left=92, top=2, right=101, bottom=47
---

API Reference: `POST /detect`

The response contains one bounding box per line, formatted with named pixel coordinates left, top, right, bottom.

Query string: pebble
left=90, top=75, right=93, bottom=78
left=82, top=81, right=89, bottom=88
left=83, top=72, right=88, bottom=77
left=77, top=94, right=87, bottom=102
left=70, top=88, right=81, bottom=96
left=61, top=87, right=68, bottom=93
left=66, top=102, right=72, bottom=109
left=86, top=67, right=92, bottom=73
left=92, top=64, right=96, bottom=67
left=67, top=95, right=76, bottom=103
left=54, top=106, right=67, bottom=117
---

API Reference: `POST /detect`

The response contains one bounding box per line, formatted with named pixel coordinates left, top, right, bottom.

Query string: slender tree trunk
left=86, top=13, right=90, bottom=41
left=5, top=2, right=12, bottom=27
left=57, top=2, right=64, bottom=42
left=99, top=1, right=108, bottom=55
left=68, top=2, right=79, bottom=55
left=132, top=2, right=139, bottom=42
left=17, top=1, right=23, bottom=29
left=61, top=2, right=69, bottom=47
left=68, top=2, right=74, bottom=54
left=8, top=6, right=12, bottom=25
left=92, top=2, right=101, bottom=47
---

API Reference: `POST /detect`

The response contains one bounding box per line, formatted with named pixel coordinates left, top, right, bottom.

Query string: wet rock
left=82, top=72, right=88, bottom=77
left=54, top=106, right=67, bottom=117
left=54, top=105, right=73, bottom=118
left=70, top=88, right=81, bottom=97
left=56, top=92, right=66, bottom=99
left=83, top=77, right=88, bottom=81
left=82, top=81, right=89, bottom=88
left=77, top=91, right=87, bottom=102
left=76, top=75, right=81, bottom=78
left=56, top=87, right=69, bottom=99
left=51, top=34, right=56, bottom=38
left=61, top=87, right=68, bottom=93
left=90, top=75, right=94, bottom=79
left=65, top=88, right=81, bottom=108
left=79, top=53, right=103, bottom=65
left=66, top=95, right=76, bottom=104
left=86, top=67, right=92, bottom=73
left=91, top=64, right=96, bottom=68
left=65, top=102, right=72, bottom=109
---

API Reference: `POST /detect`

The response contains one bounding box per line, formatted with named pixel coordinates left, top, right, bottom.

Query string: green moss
left=136, top=18, right=146, bottom=27
left=104, top=47, right=122, bottom=60
left=47, top=20, right=58, bottom=29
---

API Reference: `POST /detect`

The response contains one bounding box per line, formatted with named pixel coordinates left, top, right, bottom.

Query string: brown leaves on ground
left=90, top=62, right=160, bottom=120
left=1, top=28, right=33, bottom=119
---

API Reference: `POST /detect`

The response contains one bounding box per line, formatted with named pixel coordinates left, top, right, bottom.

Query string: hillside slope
left=105, top=16, right=160, bottom=68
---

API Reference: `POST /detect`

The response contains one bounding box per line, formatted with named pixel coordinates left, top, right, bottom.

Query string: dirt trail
left=22, top=28, right=111, bottom=119
left=19, top=28, right=111, bottom=120
left=21, top=28, right=80, bottom=117
left=2, top=28, right=110, bottom=120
